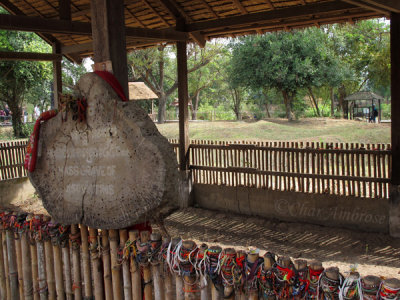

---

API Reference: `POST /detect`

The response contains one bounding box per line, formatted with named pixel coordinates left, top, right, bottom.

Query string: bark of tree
left=190, top=90, right=200, bottom=120
left=262, top=87, right=271, bottom=118
left=338, top=84, right=347, bottom=119
left=7, top=92, right=23, bottom=138
left=307, top=86, right=320, bottom=117
left=281, top=90, right=294, bottom=121
left=231, top=88, right=242, bottom=120
left=330, top=87, right=335, bottom=117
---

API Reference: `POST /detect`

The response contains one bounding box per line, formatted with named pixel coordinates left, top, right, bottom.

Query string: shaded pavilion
left=1, top=0, right=400, bottom=235
left=344, top=91, right=384, bottom=122
left=128, top=81, right=158, bottom=121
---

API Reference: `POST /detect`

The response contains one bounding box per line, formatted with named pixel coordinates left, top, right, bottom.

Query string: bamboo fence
left=0, top=139, right=392, bottom=199
left=0, top=212, right=398, bottom=300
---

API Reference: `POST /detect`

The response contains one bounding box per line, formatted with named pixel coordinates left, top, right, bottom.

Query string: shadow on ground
left=165, top=207, right=400, bottom=268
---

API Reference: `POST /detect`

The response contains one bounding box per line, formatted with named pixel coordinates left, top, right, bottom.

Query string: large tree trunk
left=8, top=100, right=23, bottom=138
left=262, top=87, right=271, bottom=118
left=338, top=84, right=346, bottom=119
left=157, top=94, right=167, bottom=124
left=281, top=90, right=294, bottom=121
left=330, top=87, right=335, bottom=117
left=231, top=89, right=242, bottom=120
left=307, top=86, right=320, bottom=117
left=191, top=91, right=200, bottom=120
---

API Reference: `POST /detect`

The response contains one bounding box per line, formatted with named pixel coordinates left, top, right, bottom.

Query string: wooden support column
left=52, top=42, right=62, bottom=109
left=390, top=12, right=400, bottom=237
left=90, top=0, right=129, bottom=98
left=177, top=22, right=189, bottom=171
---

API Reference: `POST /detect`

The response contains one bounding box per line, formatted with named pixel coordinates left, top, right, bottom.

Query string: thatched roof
left=344, top=91, right=384, bottom=102
left=129, top=82, right=158, bottom=100
left=1, top=0, right=396, bottom=61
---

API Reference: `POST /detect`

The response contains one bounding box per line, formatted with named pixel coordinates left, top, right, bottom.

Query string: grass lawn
left=156, top=118, right=391, bottom=144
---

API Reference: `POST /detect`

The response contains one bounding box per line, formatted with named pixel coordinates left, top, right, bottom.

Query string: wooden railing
left=0, top=140, right=27, bottom=181
left=170, top=139, right=392, bottom=199
left=1, top=139, right=392, bottom=199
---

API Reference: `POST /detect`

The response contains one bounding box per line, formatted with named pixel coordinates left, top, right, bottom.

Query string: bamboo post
left=2, top=230, right=11, bottom=300
left=28, top=231, right=39, bottom=300
left=128, top=230, right=141, bottom=300
left=52, top=233, right=65, bottom=300
left=221, top=248, right=235, bottom=300
left=162, top=237, right=174, bottom=300
left=208, top=246, right=222, bottom=300
left=14, top=231, right=24, bottom=300
left=109, top=229, right=123, bottom=300
left=150, top=232, right=164, bottom=300
left=80, top=225, right=93, bottom=299
left=198, top=244, right=209, bottom=300
left=88, top=228, right=104, bottom=300
left=262, top=252, right=275, bottom=300
left=294, top=259, right=307, bottom=300
left=36, top=238, right=47, bottom=300
left=43, top=217, right=56, bottom=300
left=70, top=224, right=82, bottom=300
left=140, top=231, right=152, bottom=300
left=101, top=230, right=113, bottom=300
left=7, top=229, right=20, bottom=300
left=182, top=240, right=197, bottom=300
left=247, top=249, right=259, bottom=300
left=171, top=237, right=184, bottom=300
left=21, top=232, right=33, bottom=300
left=0, top=226, right=6, bottom=300
left=119, top=229, right=132, bottom=300
left=235, top=251, right=246, bottom=300
left=308, top=261, right=323, bottom=297
left=61, top=227, right=73, bottom=300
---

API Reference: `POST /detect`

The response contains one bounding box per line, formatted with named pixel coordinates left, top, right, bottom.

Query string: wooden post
left=128, top=230, right=142, bottom=300
left=162, top=237, right=174, bottom=300
left=88, top=228, right=104, bottom=300
left=52, top=42, right=62, bottom=109
left=247, top=250, right=259, bottom=300
left=101, top=230, right=113, bottom=300
left=52, top=237, right=65, bottom=300
left=177, top=34, right=190, bottom=171
left=29, top=233, right=39, bottom=300
left=21, top=232, right=33, bottom=300
left=14, top=232, right=24, bottom=300
left=182, top=240, right=197, bottom=300
left=171, top=237, right=184, bottom=300
left=80, top=225, right=93, bottom=299
left=43, top=217, right=56, bottom=300
left=198, top=244, right=209, bottom=300
left=36, top=239, right=47, bottom=300
left=2, top=231, right=10, bottom=300
left=390, top=12, right=400, bottom=237
left=70, top=224, right=82, bottom=300
left=0, top=227, right=6, bottom=300
left=7, top=230, right=20, bottom=300
left=119, top=229, right=132, bottom=300
left=150, top=232, right=164, bottom=300
left=61, top=229, right=73, bottom=300
left=208, top=246, right=222, bottom=300
left=109, top=229, right=123, bottom=300
left=221, top=248, right=235, bottom=300
left=262, top=252, right=275, bottom=300
left=90, top=0, right=129, bottom=97
left=140, top=231, right=152, bottom=300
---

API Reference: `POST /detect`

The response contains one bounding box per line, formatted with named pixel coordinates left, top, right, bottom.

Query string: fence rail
left=170, top=139, right=391, bottom=199
left=0, top=140, right=27, bottom=181
left=1, top=139, right=392, bottom=199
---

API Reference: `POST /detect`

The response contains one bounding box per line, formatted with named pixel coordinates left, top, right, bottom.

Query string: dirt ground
left=4, top=196, right=399, bottom=279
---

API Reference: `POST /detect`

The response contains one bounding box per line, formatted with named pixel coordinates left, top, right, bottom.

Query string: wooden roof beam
left=264, top=0, right=275, bottom=10
left=141, top=0, right=170, bottom=26
left=0, top=51, right=62, bottom=61
left=232, top=0, right=248, bottom=14
left=0, top=14, right=188, bottom=41
left=341, top=0, right=390, bottom=15
left=199, top=0, right=218, bottom=18
left=361, top=0, right=400, bottom=13
left=157, top=0, right=206, bottom=47
left=186, top=1, right=362, bottom=32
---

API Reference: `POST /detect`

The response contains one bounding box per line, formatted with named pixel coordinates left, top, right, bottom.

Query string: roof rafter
left=141, top=0, right=170, bottom=27
left=0, top=13, right=188, bottom=41
left=232, top=0, right=248, bottom=14
left=186, top=1, right=365, bottom=32
left=341, top=0, right=389, bottom=15
left=198, top=0, right=218, bottom=18
left=361, top=0, right=400, bottom=13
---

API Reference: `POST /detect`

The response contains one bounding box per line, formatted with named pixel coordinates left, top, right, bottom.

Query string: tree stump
left=29, top=72, right=186, bottom=229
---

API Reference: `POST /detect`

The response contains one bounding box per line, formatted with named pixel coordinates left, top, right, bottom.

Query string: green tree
left=0, top=29, right=52, bottom=137
left=230, top=29, right=335, bottom=121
